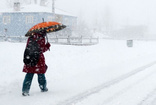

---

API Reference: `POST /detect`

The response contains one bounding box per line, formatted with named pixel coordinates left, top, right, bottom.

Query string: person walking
left=22, top=32, right=50, bottom=96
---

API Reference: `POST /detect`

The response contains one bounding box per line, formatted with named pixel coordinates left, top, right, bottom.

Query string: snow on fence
left=0, top=36, right=99, bottom=45
left=48, top=36, right=99, bottom=45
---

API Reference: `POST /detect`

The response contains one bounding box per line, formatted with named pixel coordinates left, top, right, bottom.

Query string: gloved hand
left=40, top=30, right=47, bottom=37
left=46, top=42, right=51, bottom=49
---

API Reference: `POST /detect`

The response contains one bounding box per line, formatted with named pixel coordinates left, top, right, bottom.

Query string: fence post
left=55, top=35, right=58, bottom=43
left=19, top=35, right=22, bottom=42
left=67, top=35, right=70, bottom=44
left=90, top=36, right=92, bottom=43
left=80, top=36, right=82, bottom=43
left=98, top=37, right=99, bottom=43
left=4, top=28, right=7, bottom=41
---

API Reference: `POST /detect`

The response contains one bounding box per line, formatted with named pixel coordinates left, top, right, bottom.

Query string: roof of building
left=1, top=3, right=76, bottom=17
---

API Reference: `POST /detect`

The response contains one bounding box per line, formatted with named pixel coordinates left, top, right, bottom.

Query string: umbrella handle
left=42, top=18, right=44, bottom=22
left=45, top=34, right=50, bottom=51
left=46, top=34, right=48, bottom=43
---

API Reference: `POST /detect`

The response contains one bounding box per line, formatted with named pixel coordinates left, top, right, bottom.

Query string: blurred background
left=1, top=0, right=156, bottom=41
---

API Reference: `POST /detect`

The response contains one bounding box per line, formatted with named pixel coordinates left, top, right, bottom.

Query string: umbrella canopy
left=25, top=21, right=66, bottom=37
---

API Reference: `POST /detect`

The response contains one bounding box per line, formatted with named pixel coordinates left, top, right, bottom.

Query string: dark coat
left=23, top=33, right=50, bottom=74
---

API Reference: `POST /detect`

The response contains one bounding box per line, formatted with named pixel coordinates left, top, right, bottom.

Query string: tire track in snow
left=100, top=65, right=156, bottom=105
left=57, top=61, right=156, bottom=105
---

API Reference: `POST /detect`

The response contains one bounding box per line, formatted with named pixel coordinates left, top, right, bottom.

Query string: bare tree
left=75, top=11, right=91, bottom=37
left=34, top=0, right=37, bottom=4
left=101, top=6, right=113, bottom=35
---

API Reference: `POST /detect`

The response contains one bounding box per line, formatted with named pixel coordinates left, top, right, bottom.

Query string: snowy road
left=1, top=40, right=156, bottom=105
left=73, top=62, right=156, bottom=105
left=57, top=61, right=156, bottom=105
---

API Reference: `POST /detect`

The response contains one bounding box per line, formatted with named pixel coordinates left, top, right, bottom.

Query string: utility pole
left=52, top=0, right=56, bottom=37
left=52, top=0, right=55, bottom=21
left=52, top=0, right=55, bottom=14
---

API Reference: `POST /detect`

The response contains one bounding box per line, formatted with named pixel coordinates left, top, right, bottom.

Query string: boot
left=22, top=92, right=29, bottom=96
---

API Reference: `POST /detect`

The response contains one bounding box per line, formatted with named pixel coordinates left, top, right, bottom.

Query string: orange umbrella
left=25, top=21, right=66, bottom=37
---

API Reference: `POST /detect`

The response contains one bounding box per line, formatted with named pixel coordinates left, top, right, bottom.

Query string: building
left=0, top=2, right=77, bottom=37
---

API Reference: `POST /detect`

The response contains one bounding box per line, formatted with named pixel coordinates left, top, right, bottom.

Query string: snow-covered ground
left=1, top=39, right=156, bottom=105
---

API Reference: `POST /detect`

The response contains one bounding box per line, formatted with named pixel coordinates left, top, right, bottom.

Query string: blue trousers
left=22, top=73, right=47, bottom=93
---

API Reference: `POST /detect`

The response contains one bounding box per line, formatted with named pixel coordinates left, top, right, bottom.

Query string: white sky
left=54, top=0, right=156, bottom=33
left=55, top=0, right=156, bottom=22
